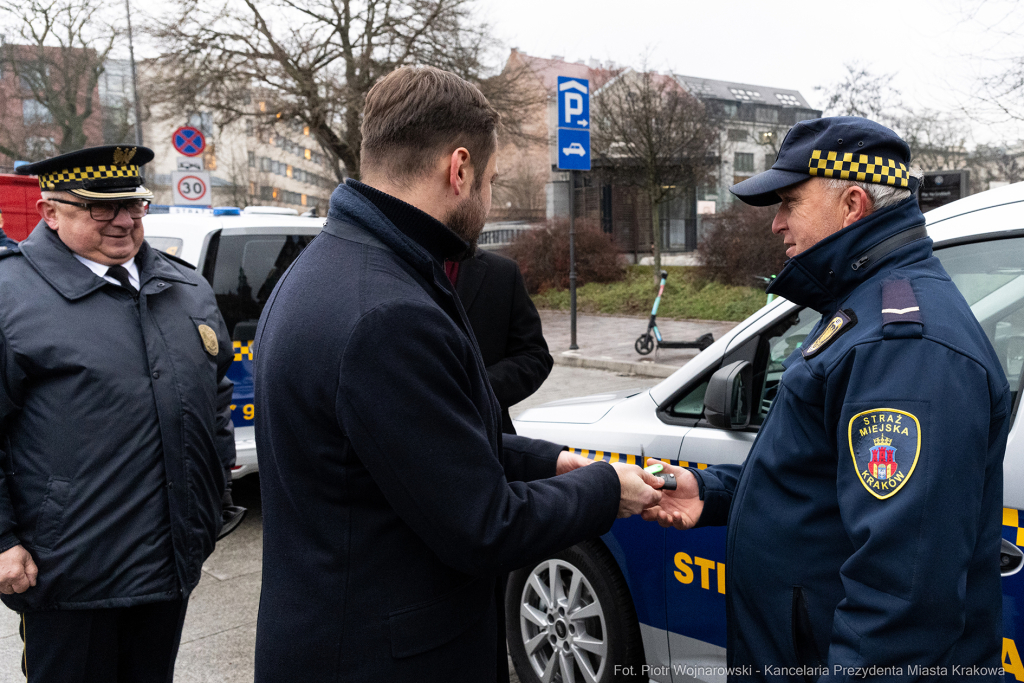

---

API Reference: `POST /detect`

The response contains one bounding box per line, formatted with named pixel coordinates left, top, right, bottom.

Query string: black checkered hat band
left=39, top=165, right=140, bottom=190
left=808, top=150, right=909, bottom=188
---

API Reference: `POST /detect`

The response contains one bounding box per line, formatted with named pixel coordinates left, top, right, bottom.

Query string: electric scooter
left=634, top=270, right=714, bottom=355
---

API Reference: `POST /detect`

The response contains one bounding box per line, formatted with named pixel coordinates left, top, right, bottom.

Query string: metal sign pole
left=569, top=170, right=578, bottom=350
left=125, top=0, right=144, bottom=146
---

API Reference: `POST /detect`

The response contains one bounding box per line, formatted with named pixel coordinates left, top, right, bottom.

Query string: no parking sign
left=172, top=126, right=206, bottom=157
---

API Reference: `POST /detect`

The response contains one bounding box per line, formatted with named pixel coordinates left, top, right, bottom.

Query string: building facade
left=142, top=88, right=336, bottom=212
left=494, top=51, right=820, bottom=255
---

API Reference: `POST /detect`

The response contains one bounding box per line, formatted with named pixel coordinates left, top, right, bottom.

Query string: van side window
left=204, top=233, right=315, bottom=338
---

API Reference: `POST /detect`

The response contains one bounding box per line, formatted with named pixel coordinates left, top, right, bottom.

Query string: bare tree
left=149, top=0, right=539, bottom=182
left=817, top=62, right=971, bottom=171
left=591, top=66, right=720, bottom=279
left=0, top=0, right=116, bottom=160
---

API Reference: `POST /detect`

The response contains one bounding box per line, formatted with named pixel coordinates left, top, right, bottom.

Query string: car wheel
left=634, top=334, right=654, bottom=355
left=506, top=540, right=645, bottom=683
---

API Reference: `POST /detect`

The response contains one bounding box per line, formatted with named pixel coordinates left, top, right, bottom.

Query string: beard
left=443, top=187, right=488, bottom=262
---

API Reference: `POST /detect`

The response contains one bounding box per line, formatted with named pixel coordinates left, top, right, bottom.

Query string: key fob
left=644, top=462, right=678, bottom=490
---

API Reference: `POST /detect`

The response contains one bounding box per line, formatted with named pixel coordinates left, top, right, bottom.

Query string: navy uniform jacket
left=694, top=196, right=1011, bottom=681
left=253, top=181, right=621, bottom=682
left=0, top=223, right=234, bottom=611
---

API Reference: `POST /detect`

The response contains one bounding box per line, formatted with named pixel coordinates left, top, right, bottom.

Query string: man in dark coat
left=646, top=118, right=1011, bottom=681
left=449, top=248, right=552, bottom=433
left=253, top=66, right=663, bottom=683
left=0, top=146, right=235, bottom=682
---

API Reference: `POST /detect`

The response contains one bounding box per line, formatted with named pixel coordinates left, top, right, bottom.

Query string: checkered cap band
left=38, top=164, right=141, bottom=190
left=808, top=150, right=909, bottom=188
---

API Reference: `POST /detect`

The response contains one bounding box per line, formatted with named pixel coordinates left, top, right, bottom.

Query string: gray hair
left=821, top=169, right=923, bottom=212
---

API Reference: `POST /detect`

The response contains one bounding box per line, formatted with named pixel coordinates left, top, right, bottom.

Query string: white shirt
left=74, top=254, right=140, bottom=291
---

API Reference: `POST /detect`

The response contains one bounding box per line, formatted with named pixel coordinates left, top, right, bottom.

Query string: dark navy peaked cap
left=731, top=116, right=912, bottom=206
left=16, top=145, right=154, bottom=201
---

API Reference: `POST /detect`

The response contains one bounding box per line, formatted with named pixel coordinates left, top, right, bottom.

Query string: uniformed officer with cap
left=0, top=145, right=237, bottom=681
left=645, top=117, right=1011, bottom=681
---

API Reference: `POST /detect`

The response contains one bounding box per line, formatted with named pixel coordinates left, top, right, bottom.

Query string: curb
left=552, top=352, right=680, bottom=378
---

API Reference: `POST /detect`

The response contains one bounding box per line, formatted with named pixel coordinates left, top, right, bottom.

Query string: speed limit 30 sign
left=171, top=171, right=211, bottom=206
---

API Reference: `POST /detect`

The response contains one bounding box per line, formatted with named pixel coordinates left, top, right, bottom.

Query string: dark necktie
left=106, top=265, right=136, bottom=293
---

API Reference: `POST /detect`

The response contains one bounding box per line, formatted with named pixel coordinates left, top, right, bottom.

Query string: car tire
left=506, top=539, right=646, bottom=683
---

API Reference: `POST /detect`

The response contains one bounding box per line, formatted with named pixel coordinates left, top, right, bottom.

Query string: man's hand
left=0, top=545, right=37, bottom=595
left=555, top=450, right=592, bottom=475
left=640, top=458, right=703, bottom=529
left=611, top=463, right=663, bottom=518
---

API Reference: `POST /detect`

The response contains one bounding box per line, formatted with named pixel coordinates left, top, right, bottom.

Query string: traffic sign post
left=557, top=77, right=591, bottom=350
left=171, top=171, right=211, bottom=206
left=172, top=126, right=206, bottom=157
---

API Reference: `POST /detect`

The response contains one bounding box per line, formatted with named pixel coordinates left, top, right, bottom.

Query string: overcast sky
left=477, top=0, right=1024, bottom=146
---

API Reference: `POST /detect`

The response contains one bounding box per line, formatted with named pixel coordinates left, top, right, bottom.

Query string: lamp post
left=125, top=0, right=144, bottom=146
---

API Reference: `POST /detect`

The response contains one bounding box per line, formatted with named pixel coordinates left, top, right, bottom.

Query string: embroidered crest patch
left=802, top=309, right=857, bottom=358
left=848, top=408, right=921, bottom=499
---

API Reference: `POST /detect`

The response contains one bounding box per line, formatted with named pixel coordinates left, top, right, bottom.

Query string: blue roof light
left=213, top=207, right=242, bottom=216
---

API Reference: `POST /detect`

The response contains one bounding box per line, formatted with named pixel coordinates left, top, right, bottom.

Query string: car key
left=643, top=461, right=677, bottom=490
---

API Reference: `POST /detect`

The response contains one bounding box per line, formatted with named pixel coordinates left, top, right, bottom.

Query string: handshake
left=555, top=451, right=705, bottom=528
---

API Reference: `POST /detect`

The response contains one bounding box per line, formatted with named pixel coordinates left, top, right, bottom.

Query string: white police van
left=143, top=206, right=324, bottom=479
left=511, top=183, right=1024, bottom=683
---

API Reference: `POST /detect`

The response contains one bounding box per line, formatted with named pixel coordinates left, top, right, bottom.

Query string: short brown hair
left=360, top=66, right=500, bottom=186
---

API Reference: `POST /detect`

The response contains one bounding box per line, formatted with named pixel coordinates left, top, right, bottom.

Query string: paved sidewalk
left=538, top=310, right=739, bottom=378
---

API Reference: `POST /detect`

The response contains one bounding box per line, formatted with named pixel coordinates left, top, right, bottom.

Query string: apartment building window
left=286, top=165, right=293, bottom=178
left=765, top=154, right=776, bottom=170
left=248, top=151, right=256, bottom=168
left=754, top=107, right=779, bottom=124
left=734, top=152, right=755, bottom=174
left=246, top=120, right=254, bottom=137
left=249, top=181, right=257, bottom=196
left=303, top=126, right=310, bottom=136
left=301, top=194, right=307, bottom=206
left=727, top=129, right=747, bottom=142
left=22, top=99, right=52, bottom=125
left=188, top=112, right=213, bottom=136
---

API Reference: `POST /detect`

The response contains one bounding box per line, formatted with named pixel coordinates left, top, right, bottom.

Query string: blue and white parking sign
left=558, top=129, right=591, bottom=171
left=557, top=77, right=590, bottom=130
left=557, top=77, right=590, bottom=170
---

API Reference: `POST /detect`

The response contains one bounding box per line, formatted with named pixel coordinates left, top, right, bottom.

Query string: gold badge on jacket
left=198, top=324, right=219, bottom=356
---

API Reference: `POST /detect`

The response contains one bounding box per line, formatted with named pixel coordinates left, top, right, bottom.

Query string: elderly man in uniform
left=646, top=117, right=1011, bottom=681
left=0, top=145, right=236, bottom=682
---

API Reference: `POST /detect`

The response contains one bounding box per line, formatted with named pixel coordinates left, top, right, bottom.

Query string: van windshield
left=203, top=232, right=316, bottom=339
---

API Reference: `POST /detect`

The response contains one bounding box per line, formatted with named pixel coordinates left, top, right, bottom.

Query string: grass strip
left=530, top=265, right=767, bottom=322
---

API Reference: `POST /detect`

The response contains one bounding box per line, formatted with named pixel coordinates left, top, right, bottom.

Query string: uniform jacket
left=694, top=195, right=1011, bottom=681
left=253, top=180, right=621, bottom=683
left=0, top=223, right=235, bottom=612
left=456, top=249, right=552, bottom=434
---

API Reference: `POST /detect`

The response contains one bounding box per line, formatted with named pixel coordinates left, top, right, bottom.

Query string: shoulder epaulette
left=155, top=250, right=196, bottom=270
left=881, top=278, right=923, bottom=339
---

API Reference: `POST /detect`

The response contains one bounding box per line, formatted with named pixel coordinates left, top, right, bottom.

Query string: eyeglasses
left=48, top=198, right=150, bottom=221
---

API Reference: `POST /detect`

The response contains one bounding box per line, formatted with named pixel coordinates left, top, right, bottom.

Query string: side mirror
left=704, top=360, right=753, bottom=430
left=1002, top=538, right=1023, bottom=577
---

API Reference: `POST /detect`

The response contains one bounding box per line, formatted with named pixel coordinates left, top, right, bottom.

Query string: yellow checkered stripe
left=39, top=164, right=140, bottom=189
left=1004, top=508, right=1024, bottom=547
left=567, top=447, right=708, bottom=470
left=808, top=150, right=909, bottom=187
left=233, top=339, right=254, bottom=362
